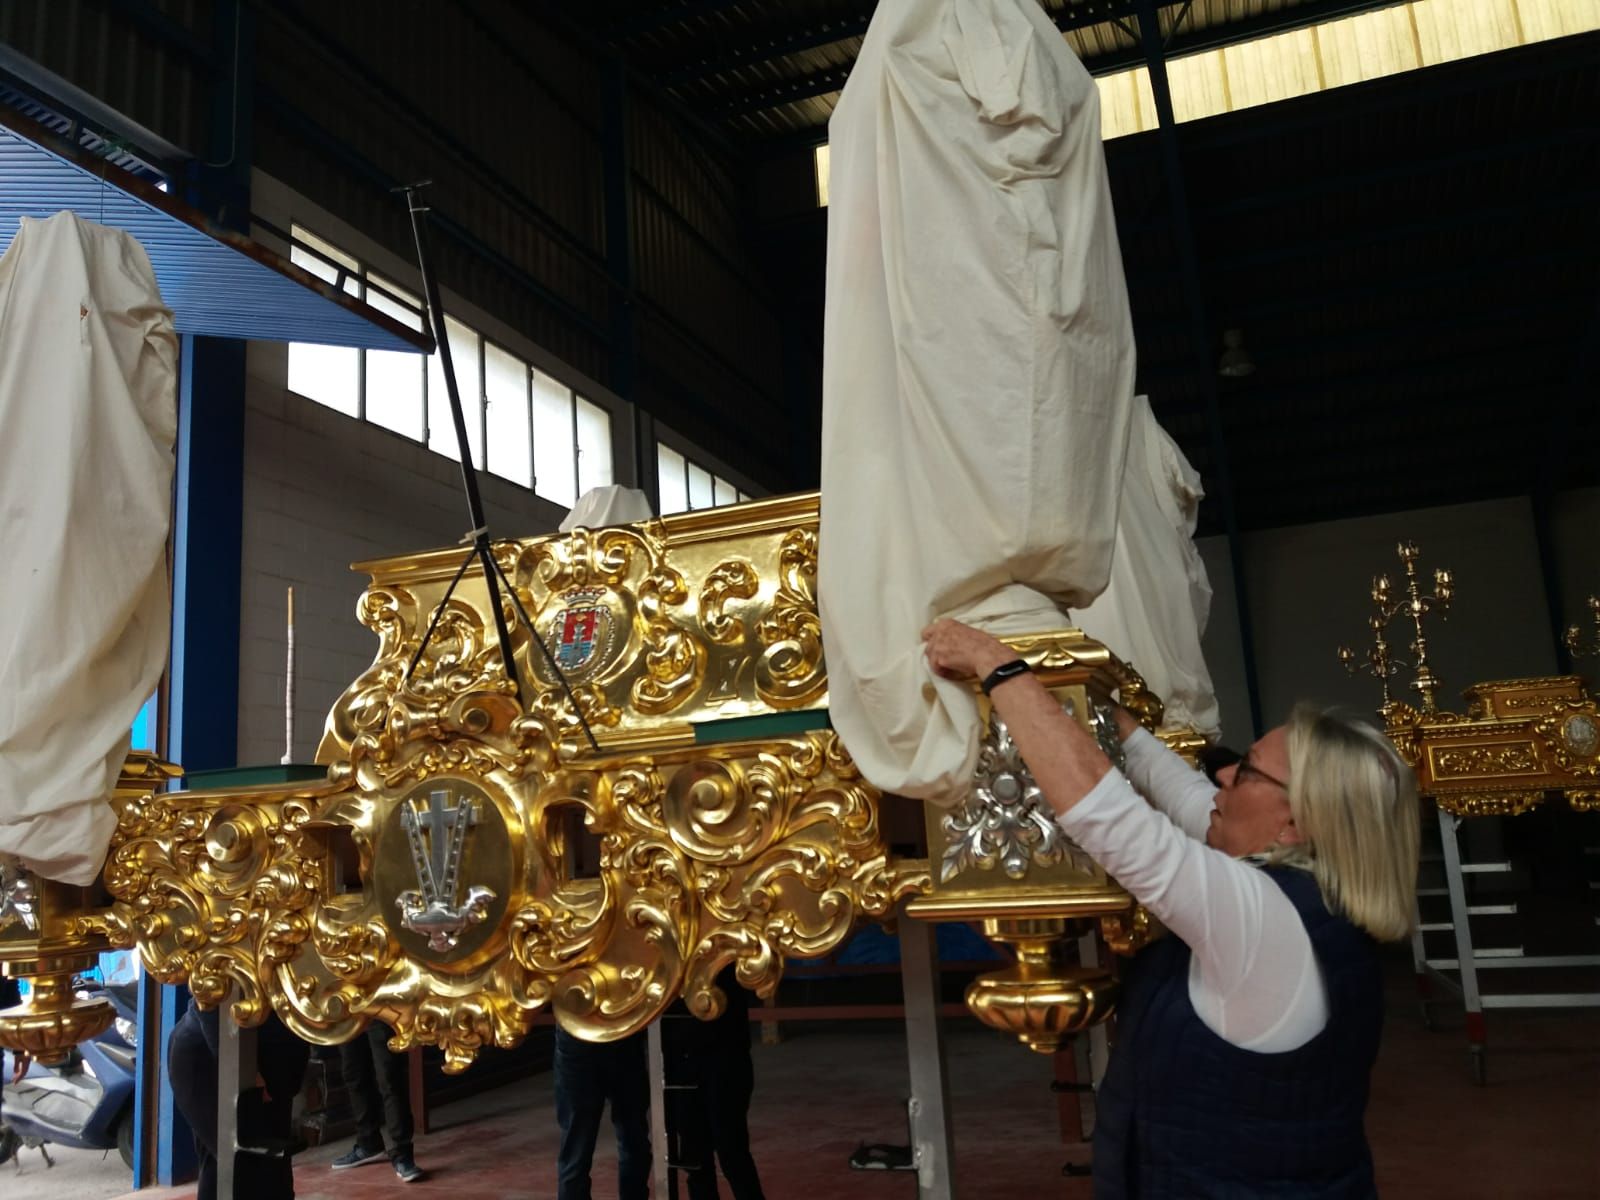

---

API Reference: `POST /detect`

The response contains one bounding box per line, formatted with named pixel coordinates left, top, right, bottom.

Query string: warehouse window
left=656, top=442, right=749, bottom=515
left=813, top=0, right=1600, bottom=195
left=285, top=223, right=611, bottom=507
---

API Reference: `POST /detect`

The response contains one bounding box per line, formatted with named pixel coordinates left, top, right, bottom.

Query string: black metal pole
left=398, top=182, right=523, bottom=704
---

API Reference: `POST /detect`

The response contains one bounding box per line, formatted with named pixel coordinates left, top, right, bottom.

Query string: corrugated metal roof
left=0, top=108, right=430, bottom=352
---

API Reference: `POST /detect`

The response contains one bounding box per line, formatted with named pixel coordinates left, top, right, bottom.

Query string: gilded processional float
left=2, top=12, right=1220, bottom=1194
left=1, top=489, right=1191, bottom=1072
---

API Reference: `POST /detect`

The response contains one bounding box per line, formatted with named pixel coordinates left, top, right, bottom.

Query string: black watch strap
left=980, top=658, right=1032, bottom=696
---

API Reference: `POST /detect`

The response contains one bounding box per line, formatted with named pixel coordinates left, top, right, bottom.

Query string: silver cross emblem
left=396, top=787, right=495, bottom=953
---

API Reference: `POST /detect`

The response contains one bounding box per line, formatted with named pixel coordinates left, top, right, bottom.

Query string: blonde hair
left=1280, top=704, right=1420, bottom=942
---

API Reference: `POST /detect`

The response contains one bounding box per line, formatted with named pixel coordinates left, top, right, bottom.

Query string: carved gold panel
left=1463, top=676, right=1587, bottom=721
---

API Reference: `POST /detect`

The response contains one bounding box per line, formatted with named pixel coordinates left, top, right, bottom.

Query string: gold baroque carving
left=1534, top=704, right=1600, bottom=779
left=1433, top=789, right=1546, bottom=818
left=1100, top=905, right=1163, bottom=956
left=1432, top=742, right=1540, bottom=778
left=514, top=733, right=924, bottom=1041
left=753, top=530, right=826, bottom=708
left=700, top=560, right=759, bottom=645
left=631, top=564, right=706, bottom=715
left=99, top=788, right=327, bottom=1028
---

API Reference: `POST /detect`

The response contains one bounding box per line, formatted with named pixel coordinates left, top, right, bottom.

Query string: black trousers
left=339, top=1021, right=413, bottom=1160
left=554, top=1027, right=651, bottom=1200
left=167, top=1005, right=309, bottom=1200
left=668, top=1043, right=765, bottom=1200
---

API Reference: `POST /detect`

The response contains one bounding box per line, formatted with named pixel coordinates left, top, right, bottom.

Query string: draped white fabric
left=818, top=0, right=1136, bottom=805
left=1072, top=397, right=1221, bottom=735
left=0, top=213, right=176, bottom=884
left=559, top=485, right=654, bottom=532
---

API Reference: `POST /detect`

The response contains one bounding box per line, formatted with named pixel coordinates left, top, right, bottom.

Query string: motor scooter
left=0, top=980, right=138, bottom=1168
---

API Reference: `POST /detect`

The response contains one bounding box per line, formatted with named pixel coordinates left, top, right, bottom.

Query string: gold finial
left=1567, top=595, right=1600, bottom=660
left=1339, top=540, right=1452, bottom=713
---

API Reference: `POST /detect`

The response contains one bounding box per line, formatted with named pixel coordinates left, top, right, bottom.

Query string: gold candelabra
left=1566, top=595, right=1600, bottom=660
left=1338, top=540, right=1453, bottom=713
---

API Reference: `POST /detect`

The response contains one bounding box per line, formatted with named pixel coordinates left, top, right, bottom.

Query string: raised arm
left=1112, top=709, right=1219, bottom=842
left=922, top=620, right=1325, bottom=1051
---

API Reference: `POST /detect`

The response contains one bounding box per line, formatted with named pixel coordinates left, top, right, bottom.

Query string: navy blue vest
left=1093, top=866, right=1382, bottom=1199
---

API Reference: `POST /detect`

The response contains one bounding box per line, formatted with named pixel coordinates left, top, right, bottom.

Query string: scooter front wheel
left=117, top=1111, right=135, bottom=1169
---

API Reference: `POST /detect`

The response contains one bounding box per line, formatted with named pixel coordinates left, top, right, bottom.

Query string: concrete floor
left=81, top=953, right=1600, bottom=1199
left=2, top=1140, right=133, bottom=1200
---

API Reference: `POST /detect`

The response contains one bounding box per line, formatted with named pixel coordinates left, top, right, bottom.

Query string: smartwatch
left=980, top=658, right=1032, bottom=696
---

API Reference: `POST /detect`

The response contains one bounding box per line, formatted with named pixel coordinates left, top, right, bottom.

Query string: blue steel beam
left=143, top=6, right=254, bottom=1188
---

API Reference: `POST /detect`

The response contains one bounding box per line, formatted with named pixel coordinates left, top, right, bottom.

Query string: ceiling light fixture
left=1218, top=328, right=1255, bottom=378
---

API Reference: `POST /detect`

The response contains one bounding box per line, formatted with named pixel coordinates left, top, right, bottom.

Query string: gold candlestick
left=1339, top=541, right=1452, bottom=714
left=1566, top=595, right=1600, bottom=661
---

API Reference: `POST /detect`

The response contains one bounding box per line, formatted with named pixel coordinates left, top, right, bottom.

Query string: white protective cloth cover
left=559, top=485, right=654, bottom=532
left=818, top=0, right=1136, bottom=805
left=1071, top=397, right=1221, bottom=735
left=0, top=213, right=177, bottom=884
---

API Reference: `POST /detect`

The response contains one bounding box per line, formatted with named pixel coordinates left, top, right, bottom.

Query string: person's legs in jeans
left=608, top=1032, right=653, bottom=1200
left=340, top=1029, right=386, bottom=1156
left=366, top=1021, right=414, bottom=1160
left=167, top=1007, right=218, bottom=1200
left=555, top=1030, right=607, bottom=1200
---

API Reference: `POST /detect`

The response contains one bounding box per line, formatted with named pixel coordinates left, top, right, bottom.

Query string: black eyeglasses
left=1234, top=753, right=1288, bottom=791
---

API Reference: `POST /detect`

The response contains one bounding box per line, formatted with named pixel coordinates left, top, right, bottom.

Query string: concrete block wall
left=236, top=341, right=567, bottom=765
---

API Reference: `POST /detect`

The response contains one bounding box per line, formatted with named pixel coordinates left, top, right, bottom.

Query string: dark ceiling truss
left=1082, top=0, right=1413, bottom=77
left=604, top=0, right=1431, bottom=132
left=659, top=13, right=872, bottom=89
left=616, top=0, right=756, bottom=41
left=657, top=0, right=1160, bottom=93
left=693, top=0, right=1164, bottom=119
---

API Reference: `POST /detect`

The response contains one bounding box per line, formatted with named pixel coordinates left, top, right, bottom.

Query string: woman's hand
left=921, top=619, right=1016, bottom=682
left=1110, top=704, right=1143, bottom=742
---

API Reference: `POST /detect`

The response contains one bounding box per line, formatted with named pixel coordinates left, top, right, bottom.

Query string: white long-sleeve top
left=1059, top=728, right=1328, bottom=1052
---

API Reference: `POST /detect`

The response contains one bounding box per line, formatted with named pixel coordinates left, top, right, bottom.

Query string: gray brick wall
left=236, top=344, right=565, bottom=765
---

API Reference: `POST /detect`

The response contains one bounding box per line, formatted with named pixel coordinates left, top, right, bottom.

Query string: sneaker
left=331, top=1144, right=387, bottom=1170
left=393, top=1154, right=425, bottom=1183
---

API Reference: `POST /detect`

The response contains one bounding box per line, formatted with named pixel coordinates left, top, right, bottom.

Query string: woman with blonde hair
left=922, top=619, right=1419, bottom=1199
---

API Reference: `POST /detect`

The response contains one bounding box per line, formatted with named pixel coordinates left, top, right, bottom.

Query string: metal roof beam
left=663, top=0, right=1164, bottom=91
left=1080, top=0, right=1408, bottom=76
left=618, top=0, right=751, bottom=41
left=662, top=15, right=872, bottom=90
left=720, top=62, right=852, bottom=118
left=717, top=1, right=1178, bottom=117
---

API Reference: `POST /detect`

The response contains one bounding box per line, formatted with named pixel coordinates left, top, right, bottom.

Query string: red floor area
left=121, top=956, right=1599, bottom=1199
